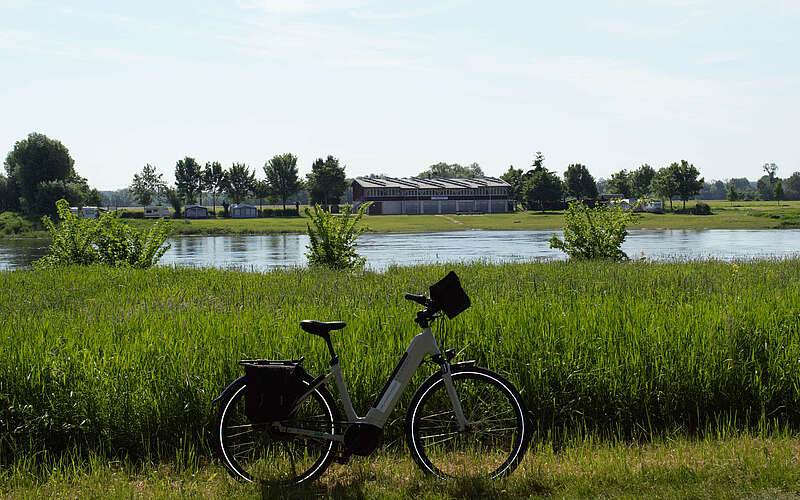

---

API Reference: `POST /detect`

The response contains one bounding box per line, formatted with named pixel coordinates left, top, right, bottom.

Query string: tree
left=756, top=175, right=774, bottom=201
left=672, top=160, right=704, bottom=210
left=500, top=165, right=524, bottom=209
left=774, top=181, right=784, bottom=206
left=202, top=161, right=226, bottom=215
left=763, top=163, right=778, bottom=184
left=225, top=163, right=255, bottom=204
left=563, top=163, right=598, bottom=200
left=784, top=172, right=800, bottom=201
left=164, top=187, right=182, bottom=217
left=252, top=179, right=272, bottom=212
left=531, top=152, right=545, bottom=170
left=417, top=162, right=483, bottom=179
left=606, top=170, right=632, bottom=197
left=175, top=156, right=203, bottom=204
left=651, top=167, right=679, bottom=211
left=264, top=153, right=301, bottom=211
left=631, top=164, right=656, bottom=198
left=522, top=168, right=563, bottom=210
left=699, top=180, right=727, bottom=200
left=33, top=176, right=102, bottom=218
left=729, top=177, right=753, bottom=193
left=129, top=164, right=167, bottom=206
left=306, top=155, right=347, bottom=206
left=102, top=188, right=136, bottom=208
left=726, top=184, right=739, bottom=205
left=520, top=152, right=563, bottom=210
left=4, top=132, right=77, bottom=215
left=0, top=174, right=17, bottom=212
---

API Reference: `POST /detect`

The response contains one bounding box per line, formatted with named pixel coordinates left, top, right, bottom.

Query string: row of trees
left=129, top=154, right=349, bottom=214
left=497, top=154, right=800, bottom=211
left=1, top=133, right=101, bottom=217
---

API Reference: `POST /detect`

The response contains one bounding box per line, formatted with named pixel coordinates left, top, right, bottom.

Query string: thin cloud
left=349, top=0, right=469, bottom=21
left=236, top=0, right=366, bottom=15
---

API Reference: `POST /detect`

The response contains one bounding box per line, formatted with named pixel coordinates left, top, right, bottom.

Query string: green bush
left=304, top=203, right=370, bottom=269
left=118, top=210, right=144, bottom=219
left=548, top=200, right=640, bottom=261
left=0, top=211, right=37, bottom=235
left=35, top=199, right=171, bottom=268
left=692, top=202, right=713, bottom=215
left=259, top=207, right=300, bottom=217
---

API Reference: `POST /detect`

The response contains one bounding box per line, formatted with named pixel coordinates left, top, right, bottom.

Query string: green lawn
left=126, top=200, right=800, bottom=235
left=3, top=200, right=800, bottom=238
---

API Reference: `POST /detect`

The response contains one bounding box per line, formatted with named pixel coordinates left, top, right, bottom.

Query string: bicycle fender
left=212, top=375, right=245, bottom=404
left=450, top=360, right=476, bottom=368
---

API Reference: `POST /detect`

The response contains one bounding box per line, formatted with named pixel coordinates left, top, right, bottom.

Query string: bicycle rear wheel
left=405, top=366, right=529, bottom=479
left=216, top=376, right=338, bottom=484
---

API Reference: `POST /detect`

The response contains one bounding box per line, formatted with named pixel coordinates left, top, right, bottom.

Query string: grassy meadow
left=2, top=258, right=800, bottom=480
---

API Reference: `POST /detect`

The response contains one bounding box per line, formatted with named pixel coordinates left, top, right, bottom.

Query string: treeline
left=496, top=154, right=800, bottom=211
left=125, top=154, right=348, bottom=217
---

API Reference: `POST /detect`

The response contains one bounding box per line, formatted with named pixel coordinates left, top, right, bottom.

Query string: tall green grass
left=1, top=260, right=799, bottom=467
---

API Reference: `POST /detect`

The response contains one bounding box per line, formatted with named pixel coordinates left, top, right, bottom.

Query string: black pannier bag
left=241, top=361, right=309, bottom=423
left=429, top=271, right=471, bottom=319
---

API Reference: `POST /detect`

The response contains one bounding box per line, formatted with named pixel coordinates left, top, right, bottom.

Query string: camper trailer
left=144, top=206, right=171, bottom=218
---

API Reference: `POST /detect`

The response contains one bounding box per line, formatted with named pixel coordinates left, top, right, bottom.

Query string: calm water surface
left=2, top=229, right=800, bottom=271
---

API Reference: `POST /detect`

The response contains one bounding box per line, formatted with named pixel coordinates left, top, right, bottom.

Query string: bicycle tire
left=216, top=374, right=339, bottom=484
left=405, top=366, right=529, bottom=479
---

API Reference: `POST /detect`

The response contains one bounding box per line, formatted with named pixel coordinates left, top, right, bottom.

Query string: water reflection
left=2, top=229, right=800, bottom=272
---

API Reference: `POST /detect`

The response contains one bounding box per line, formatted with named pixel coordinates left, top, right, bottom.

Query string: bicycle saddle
left=300, top=320, right=346, bottom=337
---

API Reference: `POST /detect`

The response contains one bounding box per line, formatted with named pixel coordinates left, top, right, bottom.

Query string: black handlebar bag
left=242, top=362, right=308, bottom=423
left=430, top=271, right=471, bottom=319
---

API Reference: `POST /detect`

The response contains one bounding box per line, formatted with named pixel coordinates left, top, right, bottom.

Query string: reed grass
left=2, top=259, right=800, bottom=469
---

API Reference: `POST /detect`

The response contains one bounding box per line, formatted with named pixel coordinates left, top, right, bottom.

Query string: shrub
left=548, top=199, right=640, bottom=261
left=259, top=207, right=300, bottom=217
left=0, top=212, right=37, bottom=235
left=118, top=210, right=144, bottom=219
left=692, top=202, right=713, bottom=215
left=35, top=199, right=171, bottom=268
left=304, top=202, right=371, bottom=269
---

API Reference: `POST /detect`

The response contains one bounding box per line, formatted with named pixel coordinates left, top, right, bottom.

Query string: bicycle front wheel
left=405, top=366, right=529, bottom=479
left=216, top=376, right=338, bottom=484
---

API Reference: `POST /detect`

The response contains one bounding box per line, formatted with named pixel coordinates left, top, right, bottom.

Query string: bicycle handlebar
left=404, top=293, right=429, bottom=306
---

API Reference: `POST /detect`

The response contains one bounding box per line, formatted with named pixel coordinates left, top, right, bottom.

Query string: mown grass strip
left=3, top=433, right=800, bottom=499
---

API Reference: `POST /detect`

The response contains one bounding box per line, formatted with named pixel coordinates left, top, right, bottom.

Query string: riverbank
left=4, top=434, right=800, bottom=499
left=2, top=200, right=800, bottom=238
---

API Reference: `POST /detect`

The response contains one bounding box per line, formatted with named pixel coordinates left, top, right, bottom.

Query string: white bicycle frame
left=277, top=325, right=467, bottom=441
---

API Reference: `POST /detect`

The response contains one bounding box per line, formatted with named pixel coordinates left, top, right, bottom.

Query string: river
left=2, top=229, right=800, bottom=271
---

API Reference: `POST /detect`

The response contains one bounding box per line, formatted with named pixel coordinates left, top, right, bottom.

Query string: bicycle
left=214, top=271, right=530, bottom=484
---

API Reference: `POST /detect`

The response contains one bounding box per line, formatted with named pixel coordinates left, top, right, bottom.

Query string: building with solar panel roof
left=352, top=177, right=512, bottom=215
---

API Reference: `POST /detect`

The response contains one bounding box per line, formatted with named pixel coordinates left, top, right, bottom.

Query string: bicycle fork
left=440, top=361, right=468, bottom=432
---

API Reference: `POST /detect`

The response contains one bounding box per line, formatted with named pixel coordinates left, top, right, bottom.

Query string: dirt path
left=437, top=215, right=468, bottom=226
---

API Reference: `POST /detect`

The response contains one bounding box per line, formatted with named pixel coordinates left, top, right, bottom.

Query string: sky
left=1, top=0, right=798, bottom=190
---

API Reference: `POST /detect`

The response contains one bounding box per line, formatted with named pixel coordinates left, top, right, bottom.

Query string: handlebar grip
left=405, top=293, right=428, bottom=305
